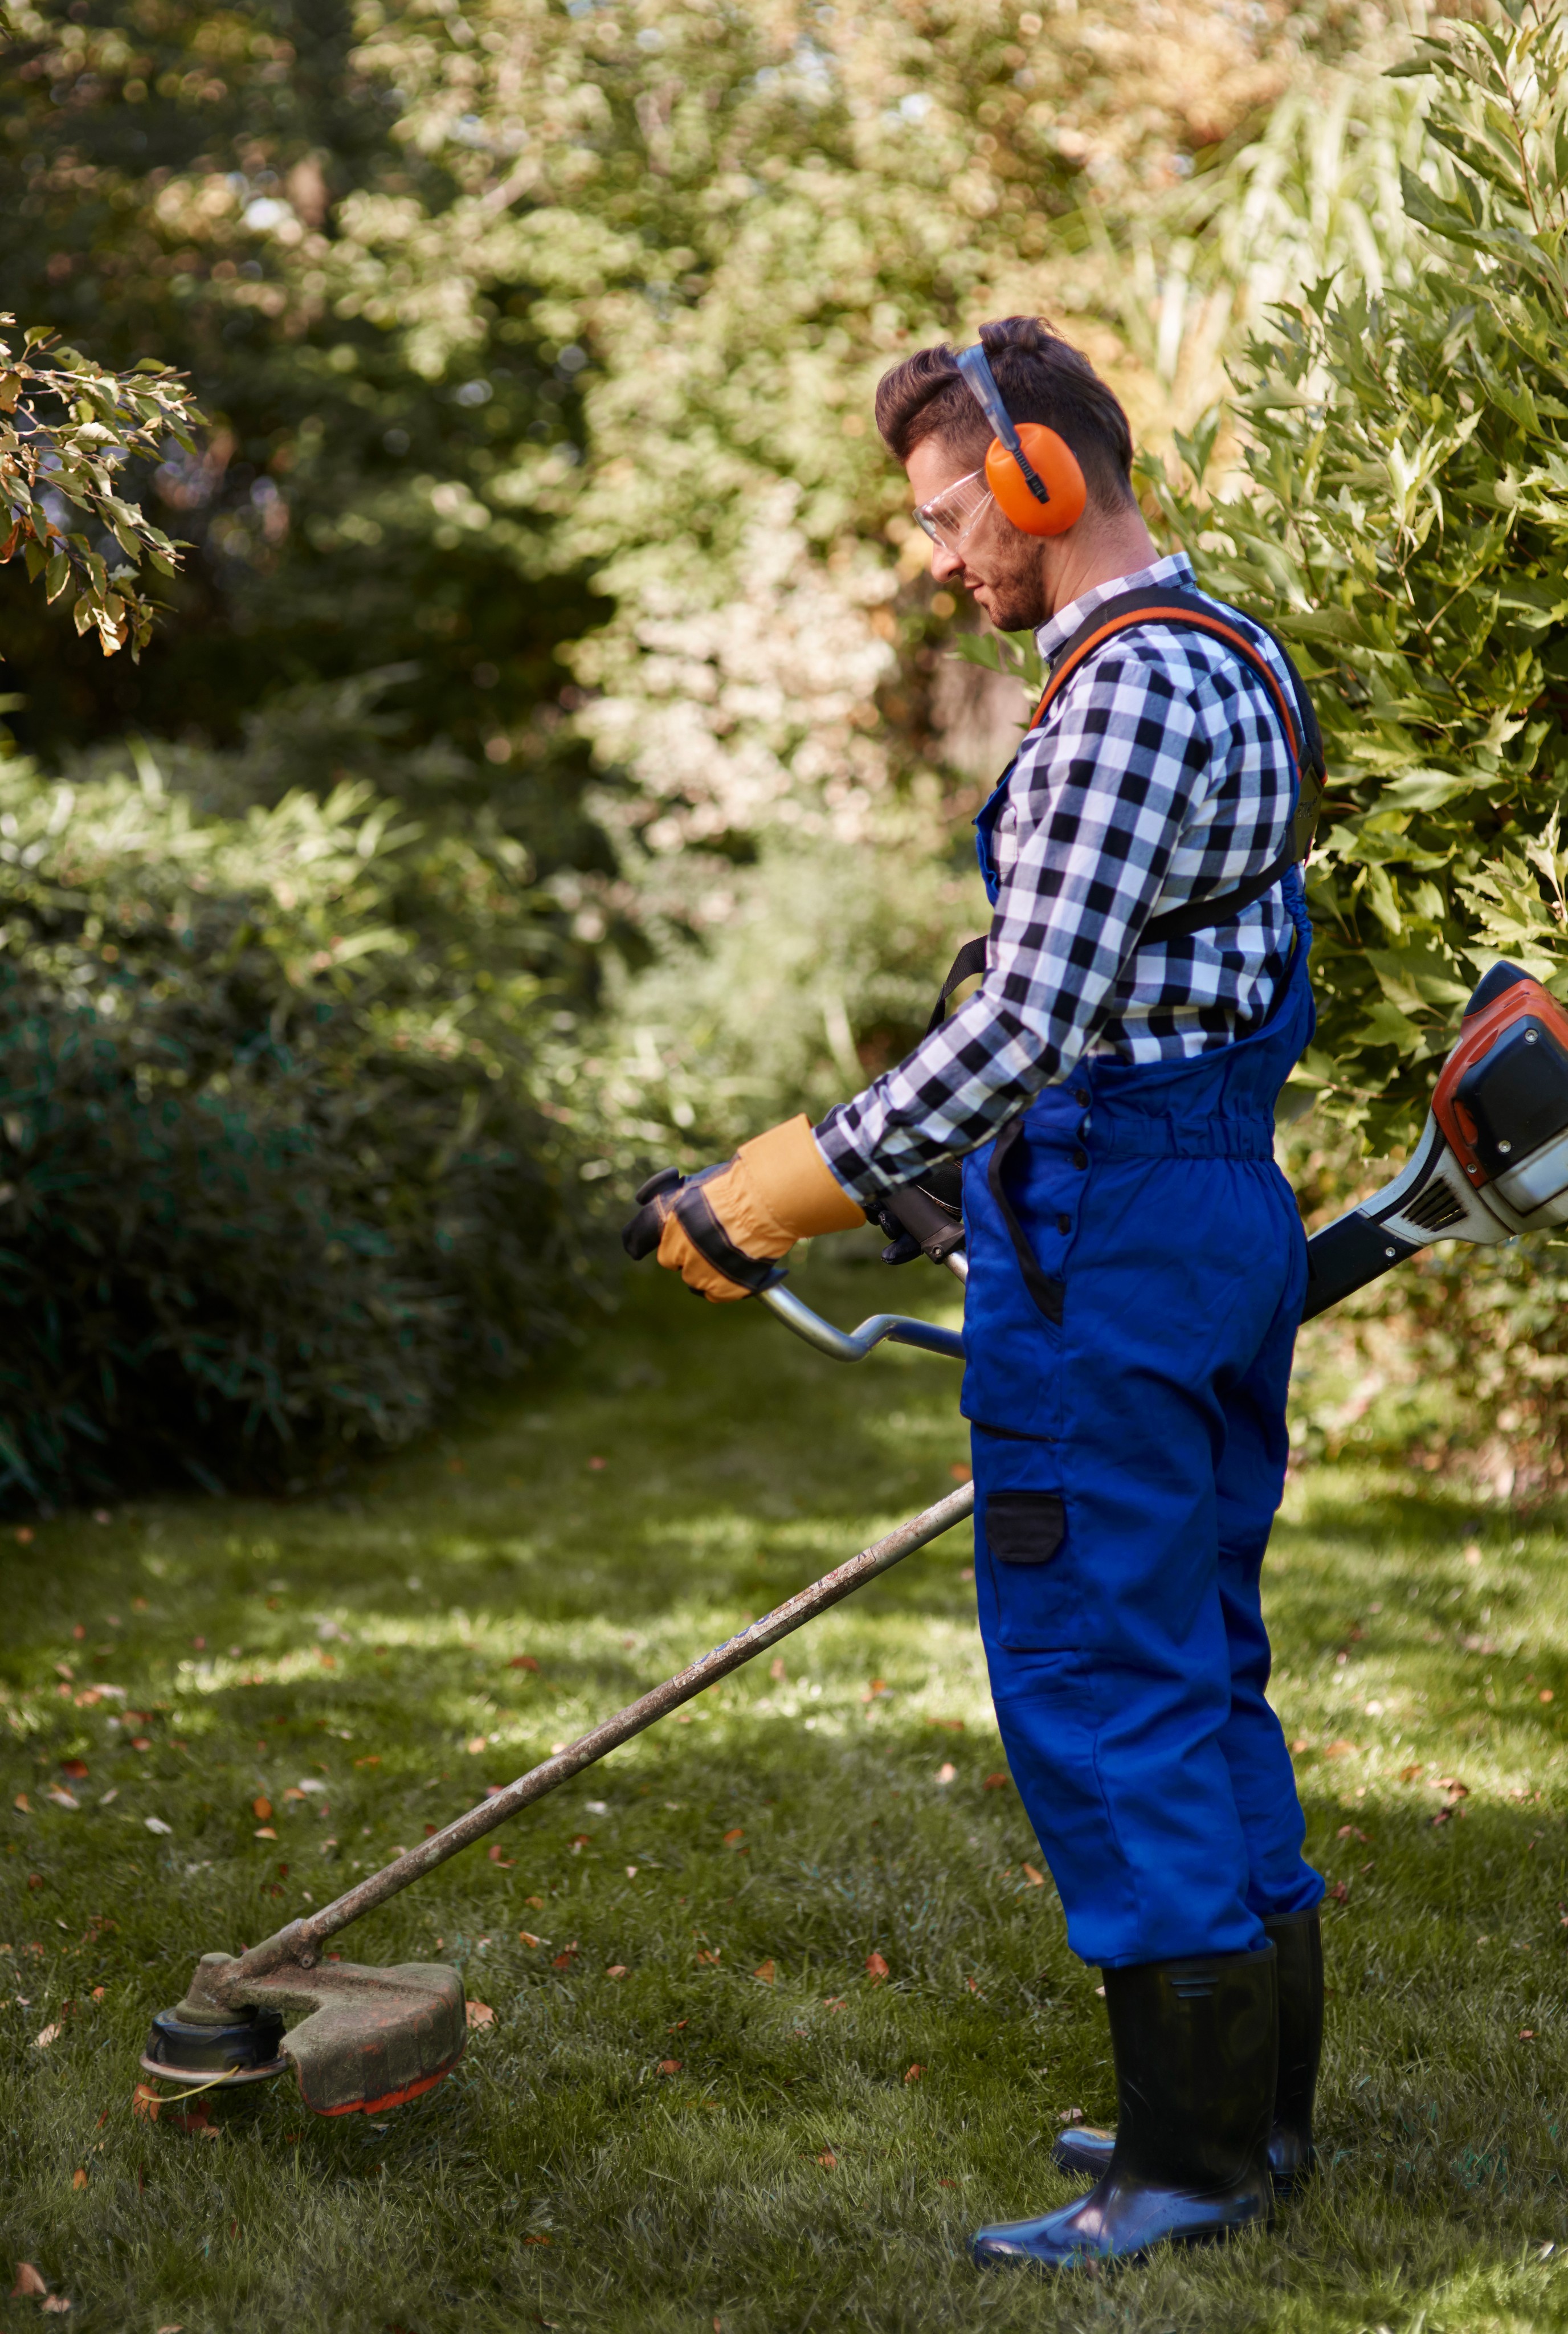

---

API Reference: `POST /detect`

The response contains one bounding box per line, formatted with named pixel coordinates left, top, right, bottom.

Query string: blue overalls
left=961, top=793, right=1323, bottom=1970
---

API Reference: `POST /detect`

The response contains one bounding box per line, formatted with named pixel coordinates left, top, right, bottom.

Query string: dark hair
left=875, top=316, right=1135, bottom=515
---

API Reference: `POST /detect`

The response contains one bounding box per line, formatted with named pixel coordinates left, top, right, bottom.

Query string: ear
left=985, top=424, right=1087, bottom=537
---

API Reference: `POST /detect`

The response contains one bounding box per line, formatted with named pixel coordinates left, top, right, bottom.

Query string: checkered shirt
left=815, top=553, right=1300, bottom=1202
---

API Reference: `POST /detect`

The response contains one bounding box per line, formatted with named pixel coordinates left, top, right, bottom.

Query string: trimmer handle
left=878, top=1180, right=966, bottom=1266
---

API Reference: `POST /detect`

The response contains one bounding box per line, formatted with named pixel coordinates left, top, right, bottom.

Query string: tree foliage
left=1146, top=0, right=1568, bottom=1154
left=0, top=317, right=201, bottom=656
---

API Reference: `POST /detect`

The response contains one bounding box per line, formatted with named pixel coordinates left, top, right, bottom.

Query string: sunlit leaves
left=0, top=318, right=202, bottom=659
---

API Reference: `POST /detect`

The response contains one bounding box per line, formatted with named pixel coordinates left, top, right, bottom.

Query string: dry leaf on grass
left=42, top=2298, right=71, bottom=2315
left=552, top=1942, right=579, bottom=1969
left=722, top=1827, right=744, bottom=1847
left=13, top=1793, right=28, bottom=1813
left=466, top=2001, right=495, bottom=2030
left=753, top=1959, right=775, bottom=1985
left=518, top=1932, right=542, bottom=1949
left=487, top=1846, right=515, bottom=1867
left=606, top=1964, right=628, bottom=1980
left=34, top=2024, right=62, bottom=2049
left=1022, top=1864, right=1046, bottom=1888
left=816, top=2149, right=836, bottom=2168
left=658, top=2058, right=681, bottom=2075
left=144, top=1818, right=171, bottom=1835
left=522, top=2233, right=551, bottom=2246
left=252, top=1797, right=272, bottom=1821
left=982, top=1774, right=1010, bottom=1792
left=71, top=2170, right=86, bottom=2190
left=131, top=2084, right=162, bottom=2121
left=904, top=2064, right=926, bottom=2083
left=60, top=1761, right=88, bottom=1781
left=865, top=1952, right=889, bottom=1985
left=11, top=2264, right=47, bottom=2298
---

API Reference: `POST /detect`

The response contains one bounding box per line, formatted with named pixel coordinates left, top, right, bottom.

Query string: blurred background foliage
left=2, top=0, right=1566, bottom=1500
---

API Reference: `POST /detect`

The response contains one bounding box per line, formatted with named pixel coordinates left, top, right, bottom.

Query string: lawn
left=2, top=1238, right=1567, bottom=2333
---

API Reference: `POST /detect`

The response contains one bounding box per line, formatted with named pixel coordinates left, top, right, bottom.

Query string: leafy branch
left=0, top=317, right=205, bottom=658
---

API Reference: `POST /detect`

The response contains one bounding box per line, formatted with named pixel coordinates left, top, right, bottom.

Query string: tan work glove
left=620, top=1115, right=865, bottom=1301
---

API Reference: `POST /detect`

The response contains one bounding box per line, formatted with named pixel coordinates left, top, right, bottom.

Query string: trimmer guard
left=194, top=1952, right=467, bottom=2115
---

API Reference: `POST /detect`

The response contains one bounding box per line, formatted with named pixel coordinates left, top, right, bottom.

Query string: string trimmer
left=143, top=960, right=1568, bottom=2115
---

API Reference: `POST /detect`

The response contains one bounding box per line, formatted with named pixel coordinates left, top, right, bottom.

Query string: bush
left=1144, top=1, right=1568, bottom=1490
left=0, top=742, right=595, bottom=1509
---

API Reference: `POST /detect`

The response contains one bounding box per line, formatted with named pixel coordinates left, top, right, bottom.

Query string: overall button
left=1056, top=1213, right=1072, bottom=1234
left=1072, top=1147, right=1088, bottom=1171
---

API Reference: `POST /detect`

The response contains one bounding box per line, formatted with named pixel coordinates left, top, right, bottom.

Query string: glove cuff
left=735, top=1115, right=866, bottom=1242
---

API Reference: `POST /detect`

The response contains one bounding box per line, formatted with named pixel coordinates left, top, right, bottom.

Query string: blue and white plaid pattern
left=816, top=554, right=1300, bottom=1202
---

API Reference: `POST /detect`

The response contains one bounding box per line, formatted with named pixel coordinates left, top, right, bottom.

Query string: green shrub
left=0, top=744, right=594, bottom=1509
left=1142, top=1, right=1568, bottom=1490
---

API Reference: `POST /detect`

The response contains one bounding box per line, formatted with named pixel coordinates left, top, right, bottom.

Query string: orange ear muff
left=984, top=423, right=1087, bottom=537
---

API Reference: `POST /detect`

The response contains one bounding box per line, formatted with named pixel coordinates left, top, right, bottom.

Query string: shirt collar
left=1034, top=551, right=1196, bottom=668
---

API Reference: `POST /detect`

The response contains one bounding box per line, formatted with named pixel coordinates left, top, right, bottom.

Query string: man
left=624, top=315, right=1324, bottom=2270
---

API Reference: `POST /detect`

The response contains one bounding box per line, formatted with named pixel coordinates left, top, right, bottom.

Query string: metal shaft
left=227, top=1479, right=977, bottom=1982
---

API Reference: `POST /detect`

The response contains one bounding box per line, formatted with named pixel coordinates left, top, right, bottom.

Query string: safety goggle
left=912, top=465, right=994, bottom=554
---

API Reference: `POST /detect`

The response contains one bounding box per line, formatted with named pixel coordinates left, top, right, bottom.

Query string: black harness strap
left=928, top=590, right=1325, bottom=1034
left=986, top=1115, right=1065, bottom=1325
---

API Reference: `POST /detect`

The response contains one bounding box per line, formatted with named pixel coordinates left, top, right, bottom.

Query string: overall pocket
left=973, top=1431, right=1083, bottom=1654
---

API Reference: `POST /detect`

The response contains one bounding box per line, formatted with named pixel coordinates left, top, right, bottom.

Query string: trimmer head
left=146, top=1952, right=466, bottom=2116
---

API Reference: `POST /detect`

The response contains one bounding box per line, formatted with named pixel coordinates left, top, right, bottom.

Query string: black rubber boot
left=1052, top=1906, right=1322, bottom=2194
left=972, top=1945, right=1276, bottom=2269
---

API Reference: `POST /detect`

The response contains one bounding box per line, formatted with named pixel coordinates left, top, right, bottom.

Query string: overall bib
left=961, top=781, right=1322, bottom=1970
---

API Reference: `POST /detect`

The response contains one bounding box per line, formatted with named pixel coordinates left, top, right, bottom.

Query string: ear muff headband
left=956, top=342, right=1087, bottom=538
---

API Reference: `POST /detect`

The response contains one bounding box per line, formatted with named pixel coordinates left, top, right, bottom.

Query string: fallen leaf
left=1022, top=1863, right=1046, bottom=1888
left=46, top=1789, right=79, bottom=1811
left=1521, top=2029, right=1537, bottom=2040
left=982, top=1773, right=1010, bottom=1792
left=464, top=1736, right=487, bottom=1756
left=466, top=2001, right=495, bottom=2030
left=722, top=1827, right=745, bottom=1847
left=823, top=1996, right=846, bottom=2012
left=71, top=2169, right=86, bottom=2190
left=904, top=2063, right=926, bottom=2083
left=865, top=1952, right=889, bottom=1985
left=353, top=1756, right=381, bottom=1769
left=1336, top=1825, right=1369, bottom=1843
left=282, top=1787, right=307, bottom=1803
left=11, top=2264, right=47, bottom=2298
left=14, top=1527, right=31, bottom=1545
left=42, top=2300, right=71, bottom=2317
left=587, top=1456, right=607, bottom=1471
left=144, top=1817, right=172, bottom=1835
left=606, top=1965, right=628, bottom=1980
left=91, top=1988, right=104, bottom=2002
left=769, top=1657, right=786, bottom=1682
left=522, top=2233, right=551, bottom=2246
left=254, top=1827, right=277, bottom=1841
left=525, top=1895, right=544, bottom=1909
left=658, top=2059, right=681, bottom=2075
left=131, top=2084, right=162, bottom=2121
left=251, top=1793, right=275, bottom=1824
left=626, top=1864, right=638, bottom=1879
left=1325, top=1740, right=1355, bottom=1760
left=1542, top=1690, right=1555, bottom=1704
left=552, top=1942, right=579, bottom=1970
left=487, top=1845, right=515, bottom=1867
left=696, top=1947, right=721, bottom=1966
left=518, top=1932, right=542, bottom=1949
left=508, top=1655, right=539, bottom=1672
left=13, top=1794, right=28, bottom=1813
left=817, top=2148, right=836, bottom=2168
left=936, top=1762, right=957, bottom=1785
left=59, top=1761, right=88, bottom=1781
left=130, top=1739, right=151, bottom=1753
left=35, top=2023, right=62, bottom=2048
left=862, top=1680, right=888, bottom=1701
left=1434, top=1776, right=1469, bottom=1798
left=949, top=1460, right=971, bottom=1481
left=1328, top=1880, right=1349, bottom=1902
left=753, top=1959, right=775, bottom=1985
left=569, top=1833, right=590, bottom=1852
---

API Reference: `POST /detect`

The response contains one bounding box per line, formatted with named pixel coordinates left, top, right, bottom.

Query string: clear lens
left=913, top=467, right=992, bottom=553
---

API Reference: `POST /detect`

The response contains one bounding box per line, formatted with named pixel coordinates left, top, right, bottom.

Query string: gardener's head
left=876, top=316, right=1150, bottom=633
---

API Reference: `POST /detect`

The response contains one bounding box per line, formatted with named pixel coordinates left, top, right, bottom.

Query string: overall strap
left=929, top=588, right=1324, bottom=1029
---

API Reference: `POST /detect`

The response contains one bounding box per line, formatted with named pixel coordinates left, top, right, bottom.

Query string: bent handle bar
left=760, top=1179, right=967, bottom=1361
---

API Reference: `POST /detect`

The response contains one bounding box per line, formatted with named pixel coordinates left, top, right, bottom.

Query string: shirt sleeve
left=814, top=647, right=1217, bottom=1203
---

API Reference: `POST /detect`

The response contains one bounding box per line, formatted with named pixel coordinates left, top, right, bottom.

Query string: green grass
left=3, top=1241, right=1568, bottom=2332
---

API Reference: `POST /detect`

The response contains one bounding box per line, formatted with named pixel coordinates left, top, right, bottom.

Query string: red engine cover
left=1433, top=972, right=1568, bottom=1186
